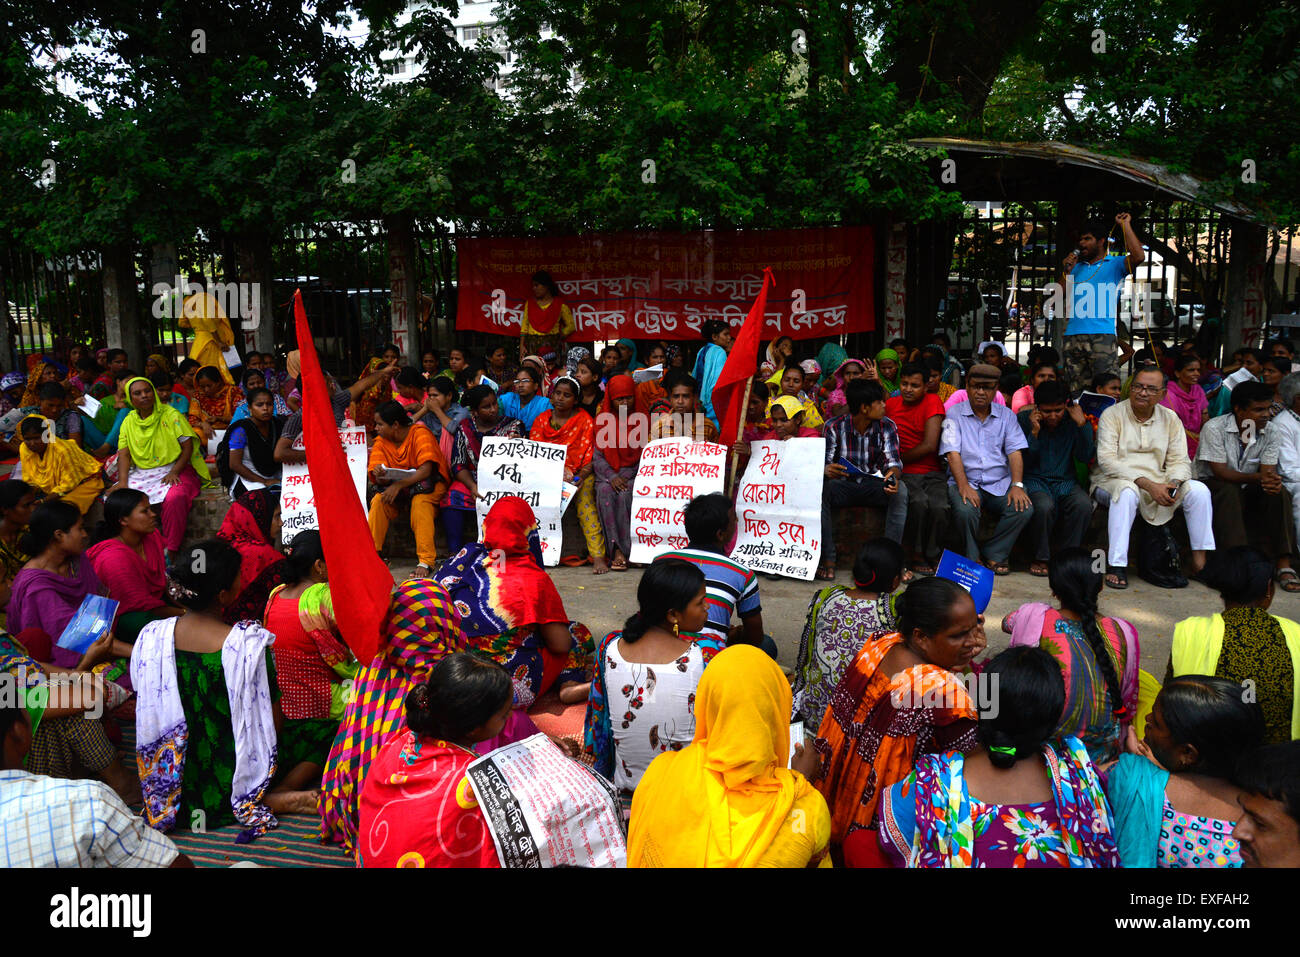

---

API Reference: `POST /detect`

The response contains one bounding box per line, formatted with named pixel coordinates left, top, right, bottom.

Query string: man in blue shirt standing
left=1060, top=212, right=1145, bottom=393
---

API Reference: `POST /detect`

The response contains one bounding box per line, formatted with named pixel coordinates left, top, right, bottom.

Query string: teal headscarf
left=815, top=342, right=847, bottom=386
left=875, top=348, right=902, bottom=394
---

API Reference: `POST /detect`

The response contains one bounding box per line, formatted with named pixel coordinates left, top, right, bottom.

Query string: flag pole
left=726, top=375, right=754, bottom=499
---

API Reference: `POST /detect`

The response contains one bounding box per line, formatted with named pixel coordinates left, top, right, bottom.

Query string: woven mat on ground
left=113, top=718, right=351, bottom=869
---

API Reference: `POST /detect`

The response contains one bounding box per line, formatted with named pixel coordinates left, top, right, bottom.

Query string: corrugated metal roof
left=909, top=138, right=1263, bottom=222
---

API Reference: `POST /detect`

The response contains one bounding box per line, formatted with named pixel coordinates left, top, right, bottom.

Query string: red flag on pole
left=294, top=289, right=392, bottom=664
left=713, top=267, right=775, bottom=445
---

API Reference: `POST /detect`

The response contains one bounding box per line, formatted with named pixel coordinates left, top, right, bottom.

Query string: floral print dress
left=583, top=630, right=723, bottom=807
left=790, top=587, right=895, bottom=727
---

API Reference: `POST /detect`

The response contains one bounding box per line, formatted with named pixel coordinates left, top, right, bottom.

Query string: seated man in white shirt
left=0, top=705, right=191, bottom=868
left=1195, top=380, right=1297, bottom=592
left=1268, top=372, right=1300, bottom=553
left=1090, top=366, right=1215, bottom=589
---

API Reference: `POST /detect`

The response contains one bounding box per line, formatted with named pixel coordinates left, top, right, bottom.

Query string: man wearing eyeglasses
left=1090, top=366, right=1215, bottom=589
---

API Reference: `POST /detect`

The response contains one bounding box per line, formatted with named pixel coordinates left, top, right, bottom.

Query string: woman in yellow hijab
left=17, top=415, right=105, bottom=515
left=627, top=645, right=832, bottom=868
left=111, top=377, right=210, bottom=559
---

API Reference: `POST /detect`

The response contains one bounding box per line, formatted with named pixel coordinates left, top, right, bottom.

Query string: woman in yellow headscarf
left=111, top=377, right=210, bottom=559
left=627, top=645, right=832, bottom=868
left=16, top=415, right=105, bottom=515
left=178, top=279, right=236, bottom=384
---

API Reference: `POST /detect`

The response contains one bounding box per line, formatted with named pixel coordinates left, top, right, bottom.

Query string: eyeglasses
left=1131, top=384, right=1163, bottom=395
left=967, top=382, right=997, bottom=392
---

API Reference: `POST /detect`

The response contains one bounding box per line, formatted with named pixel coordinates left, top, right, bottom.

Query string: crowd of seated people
left=1, top=325, right=1298, bottom=871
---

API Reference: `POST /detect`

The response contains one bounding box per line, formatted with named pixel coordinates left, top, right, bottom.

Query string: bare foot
left=557, top=681, right=591, bottom=704
left=592, top=556, right=610, bottom=575
left=266, top=789, right=320, bottom=816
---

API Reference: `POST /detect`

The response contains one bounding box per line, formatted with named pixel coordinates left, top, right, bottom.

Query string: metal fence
left=0, top=246, right=104, bottom=367
left=5, top=211, right=1297, bottom=379
left=942, top=201, right=1298, bottom=365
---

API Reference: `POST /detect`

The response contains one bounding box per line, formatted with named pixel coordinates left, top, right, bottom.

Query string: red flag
left=294, top=289, right=392, bottom=664
left=713, top=267, right=775, bottom=444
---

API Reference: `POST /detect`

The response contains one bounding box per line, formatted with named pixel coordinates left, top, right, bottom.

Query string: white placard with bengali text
left=475, top=437, right=567, bottom=566
left=279, top=426, right=368, bottom=544
left=628, top=437, right=728, bottom=564
left=731, top=437, right=825, bottom=581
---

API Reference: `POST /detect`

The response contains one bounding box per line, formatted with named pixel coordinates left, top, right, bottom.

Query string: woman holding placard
left=446, top=385, right=525, bottom=555
left=529, top=376, right=607, bottom=573
left=368, top=401, right=449, bottom=577
left=222, top=387, right=284, bottom=498
left=111, top=377, right=209, bottom=561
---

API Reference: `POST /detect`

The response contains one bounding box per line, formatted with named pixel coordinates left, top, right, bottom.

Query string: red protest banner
left=455, top=226, right=874, bottom=341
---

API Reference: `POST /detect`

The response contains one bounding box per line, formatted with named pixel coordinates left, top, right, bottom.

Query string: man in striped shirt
left=656, top=493, right=767, bottom=650
left=1, top=705, right=191, bottom=868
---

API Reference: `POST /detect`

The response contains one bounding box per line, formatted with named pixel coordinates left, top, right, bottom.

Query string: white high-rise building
left=378, top=0, right=565, bottom=95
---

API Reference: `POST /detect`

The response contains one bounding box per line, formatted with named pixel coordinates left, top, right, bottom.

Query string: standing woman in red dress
left=519, top=271, right=576, bottom=364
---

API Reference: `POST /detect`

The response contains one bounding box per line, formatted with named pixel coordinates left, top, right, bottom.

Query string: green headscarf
left=875, top=348, right=902, bottom=394
left=815, top=342, right=847, bottom=385
left=118, top=377, right=210, bottom=480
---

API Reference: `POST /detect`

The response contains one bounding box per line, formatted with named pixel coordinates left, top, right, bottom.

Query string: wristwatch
left=1012, top=481, right=1025, bottom=489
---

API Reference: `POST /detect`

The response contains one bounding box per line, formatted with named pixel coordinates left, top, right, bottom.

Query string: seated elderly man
left=1267, top=372, right=1300, bottom=554
left=1090, top=365, right=1215, bottom=589
left=940, top=362, right=1033, bottom=575
left=1195, top=380, right=1298, bottom=592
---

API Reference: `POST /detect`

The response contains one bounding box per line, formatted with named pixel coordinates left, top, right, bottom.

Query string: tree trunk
left=103, top=243, right=146, bottom=369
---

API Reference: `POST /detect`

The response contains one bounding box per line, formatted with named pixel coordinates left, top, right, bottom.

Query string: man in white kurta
left=1090, top=367, right=1215, bottom=585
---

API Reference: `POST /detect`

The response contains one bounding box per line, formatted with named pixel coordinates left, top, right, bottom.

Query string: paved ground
left=389, top=557, right=1300, bottom=676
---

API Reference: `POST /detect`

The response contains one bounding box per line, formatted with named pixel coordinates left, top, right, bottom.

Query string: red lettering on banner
left=455, top=227, right=875, bottom=341
left=655, top=485, right=694, bottom=499
left=667, top=535, right=689, bottom=549
left=778, top=522, right=806, bottom=545
left=742, top=509, right=770, bottom=536
left=759, top=448, right=781, bottom=475
left=635, top=527, right=664, bottom=548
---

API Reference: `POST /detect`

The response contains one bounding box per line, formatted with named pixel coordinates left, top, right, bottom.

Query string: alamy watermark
left=0, top=669, right=105, bottom=719
left=150, top=275, right=261, bottom=330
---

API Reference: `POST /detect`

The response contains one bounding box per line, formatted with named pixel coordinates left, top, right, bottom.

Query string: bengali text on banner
left=731, top=437, right=825, bottom=581
left=456, top=226, right=874, bottom=341
left=628, top=436, right=728, bottom=564
left=475, top=437, right=567, bottom=565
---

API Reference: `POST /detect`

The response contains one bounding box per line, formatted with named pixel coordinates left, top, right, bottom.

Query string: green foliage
left=0, top=0, right=1294, bottom=261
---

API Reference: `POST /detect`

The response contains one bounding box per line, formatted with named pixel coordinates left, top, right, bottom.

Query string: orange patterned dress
left=812, top=632, right=979, bottom=849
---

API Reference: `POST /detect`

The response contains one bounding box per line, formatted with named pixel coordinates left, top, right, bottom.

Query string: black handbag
left=1134, top=522, right=1188, bottom=589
